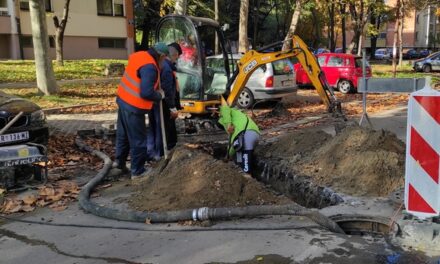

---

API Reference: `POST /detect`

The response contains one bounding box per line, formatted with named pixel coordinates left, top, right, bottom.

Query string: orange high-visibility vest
left=117, top=51, right=159, bottom=110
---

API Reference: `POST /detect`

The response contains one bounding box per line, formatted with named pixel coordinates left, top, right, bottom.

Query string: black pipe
left=75, top=138, right=344, bottom=234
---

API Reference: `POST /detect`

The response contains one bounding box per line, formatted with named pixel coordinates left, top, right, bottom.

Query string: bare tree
left=392, top=0, right=402, bottom=77
left=214, top=0, right=219, bottom=54
left=175, top=0, right=187, bottom=15
left=53, top=0, right=71, bottom=66
left=29, top=0, right=59, bottom=95
left=340, top=2, right=347, bottom=53
left=239, top=0, right=250, bottom=53
left=282, top=0, right=302, bottom=50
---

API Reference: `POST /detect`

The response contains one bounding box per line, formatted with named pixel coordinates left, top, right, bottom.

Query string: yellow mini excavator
left=155, top=15, right=343, bottom=133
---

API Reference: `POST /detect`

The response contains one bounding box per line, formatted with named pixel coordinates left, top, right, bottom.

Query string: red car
left=295, top=53, right=372, bottom=93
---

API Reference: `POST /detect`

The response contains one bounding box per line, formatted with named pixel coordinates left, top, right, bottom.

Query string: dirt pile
left=129, top=146, right=289, bottom=212
left=260, top=126, right=406, bottom=197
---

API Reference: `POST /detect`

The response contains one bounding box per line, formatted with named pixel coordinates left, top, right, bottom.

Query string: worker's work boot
left=130, top=166, right=152, bottom=180
left=112, top=161, right=129, bottom=172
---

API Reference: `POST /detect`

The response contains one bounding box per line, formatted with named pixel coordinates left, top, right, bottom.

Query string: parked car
left=0, top=92, right=48, bottom=146
left=334, top=48, right=344, bottom=53
left=206, top=54, right=298, bottom=109
left=419, top=49, right=432, bottom=58
left=314, top=48, right=330, bottom=55
left=374, top=48, right=391, bottom=60
left=402, top=49, right=419, bottom=60
left=413, top=51, right=440, bottom=73
left=295, top=53, right=372, bottom=94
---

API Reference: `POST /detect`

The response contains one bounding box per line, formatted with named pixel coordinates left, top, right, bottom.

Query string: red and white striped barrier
left=405, top=78, right=440, bottom=219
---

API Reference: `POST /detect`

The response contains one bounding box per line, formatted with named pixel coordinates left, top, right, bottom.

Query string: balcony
left=0, top=16, right=11, bottom=34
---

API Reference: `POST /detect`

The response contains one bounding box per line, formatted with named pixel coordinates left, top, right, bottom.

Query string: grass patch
left=2, top=83, right=117, bottom=109
left=0, top=60, right=127, bottom=83
left=371, top=64, right=440, bottom=85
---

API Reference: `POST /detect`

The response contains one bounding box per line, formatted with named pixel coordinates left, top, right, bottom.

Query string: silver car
left=413, top=51, right=440, bottom=73
left=206, top=54, right=297, bottom=108
left=374, top=48, right=391, bottom=60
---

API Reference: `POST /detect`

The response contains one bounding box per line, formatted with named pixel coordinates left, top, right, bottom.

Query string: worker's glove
left=170, top=108, right=178, bottom=119
left=157, top=89, right=165, bottom=99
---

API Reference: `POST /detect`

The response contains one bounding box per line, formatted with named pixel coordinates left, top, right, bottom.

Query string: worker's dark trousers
left=163, top=105, right=178, bottom=149
left=147, top=103, right=163, bottom=159
left=235, top=130, right=259, bottom=175
left=115, top=107, right=149, bottom=176
left=147, top=102, right=177, bottom=160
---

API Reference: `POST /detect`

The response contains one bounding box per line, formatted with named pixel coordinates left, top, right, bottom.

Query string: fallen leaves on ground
left=253, top=90, right=409, bottom=130
left=48, top=134, right=114, bottom=170
left=0, top=180, right=80, bottom=214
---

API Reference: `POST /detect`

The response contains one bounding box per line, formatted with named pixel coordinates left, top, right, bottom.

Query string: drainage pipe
left=75, top=138, right=345, bottom=234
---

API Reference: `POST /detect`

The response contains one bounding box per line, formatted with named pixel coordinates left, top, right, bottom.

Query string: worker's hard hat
left=154, top=42, right=170, bottom=56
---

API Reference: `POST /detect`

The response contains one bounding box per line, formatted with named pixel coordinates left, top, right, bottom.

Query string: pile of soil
left=129, top=146, right=289, bottom=212
left=260, top=126, right=406, bottom=197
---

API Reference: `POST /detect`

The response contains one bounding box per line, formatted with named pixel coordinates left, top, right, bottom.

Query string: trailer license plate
left=0, top=131, right=29, bottom=143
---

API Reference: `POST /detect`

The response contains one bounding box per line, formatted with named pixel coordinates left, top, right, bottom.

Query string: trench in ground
left=207, top=142, right=396, bottom=237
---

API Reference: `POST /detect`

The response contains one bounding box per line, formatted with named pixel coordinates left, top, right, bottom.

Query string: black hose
left=75, top=138, right=345, bottom=234
left=0, top=215, right=320, bottom=232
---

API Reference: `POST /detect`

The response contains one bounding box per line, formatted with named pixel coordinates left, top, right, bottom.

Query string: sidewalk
left=46, top=112, right=117, bottom=135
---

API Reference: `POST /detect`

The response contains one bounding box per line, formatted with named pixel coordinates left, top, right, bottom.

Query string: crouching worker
left=218, top=105, right=260, bottom=175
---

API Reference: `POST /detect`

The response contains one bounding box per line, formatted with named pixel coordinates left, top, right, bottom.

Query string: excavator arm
left=222, top=35, right=343, bottom=116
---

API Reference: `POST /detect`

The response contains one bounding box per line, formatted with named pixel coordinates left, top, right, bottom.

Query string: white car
left=206, top=54, right=297, bottom=109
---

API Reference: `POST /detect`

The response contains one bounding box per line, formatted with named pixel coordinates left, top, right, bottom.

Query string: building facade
left=415, top=5, right=440, bottom=49
left=0, top=0, right=135, bottom=60
left=337, top=0, right=424, bottom=49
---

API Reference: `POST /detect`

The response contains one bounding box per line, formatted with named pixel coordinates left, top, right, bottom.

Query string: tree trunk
left=340, top=3, right=346, bottom=53
left=370, top=14, right=380, bottom=60
left=398, top=8, right=404, bottom=66
left=53, top=0, right=71, bottom=66
left=311, top=9, right=320, bottom=48
left=392, top=0, right=401, bottom=77
left=238, top=0, right=250, bottom=53
left=282, top=0, right=302, bottom=50
left=347, top=3, right=359, bottom=54
left=29, top=0, right=59, bottom=95
left=214, top=0, right=219, bottom=54
left=175, top=0, right=187, bottom=15
left=252, top=0, right=260, bottom=49
left=328, top=2, right=335, bottom=52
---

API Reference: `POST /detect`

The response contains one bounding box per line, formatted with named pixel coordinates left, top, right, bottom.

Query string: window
left=415, top=32, right=419, bottom=41
left=97, top=0, right=124, bottom=16
left=21, top=36, right=32, bottom=48
left=20, top=0, right=52, bottom=11
left=49, top=37, right=55, bottom=48
left=272, top=59, right=294, bottom=76
left=379, top=32, right=387, bottom=39
left=98, top=38, right=126, bottom=49
left=327, top=56, right=344, bottom=67
left=21, top=36, right=55, bottom=48
left=113, top=0, right=123, bottom=16
left=416, top=14, right=419, bottom=24
left=317, top=56, right=326, bottom=66
left=0, top=0, right=7, bottom=9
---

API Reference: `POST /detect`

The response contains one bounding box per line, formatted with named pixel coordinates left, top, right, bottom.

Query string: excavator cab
left=155, top=15, right=231, bottom=115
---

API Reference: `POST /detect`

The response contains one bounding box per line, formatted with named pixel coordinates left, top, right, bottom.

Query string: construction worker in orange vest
left=114, top=42, right=169, bottom=179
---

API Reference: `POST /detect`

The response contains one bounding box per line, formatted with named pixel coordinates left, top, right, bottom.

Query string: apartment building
left=0, top=0, right=134, bottom=60
left=336, top=0, right=419, bottom=50
left=415, top=5, right=440, bottom=49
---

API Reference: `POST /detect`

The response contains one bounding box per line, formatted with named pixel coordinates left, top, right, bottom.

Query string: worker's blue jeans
left=146, top=103, right=163, bottom=160
left=115, top=107, right=148, bottom=176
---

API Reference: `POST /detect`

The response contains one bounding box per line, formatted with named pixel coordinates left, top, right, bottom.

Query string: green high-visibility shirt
left=218, top=105, right=260, bottom=156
